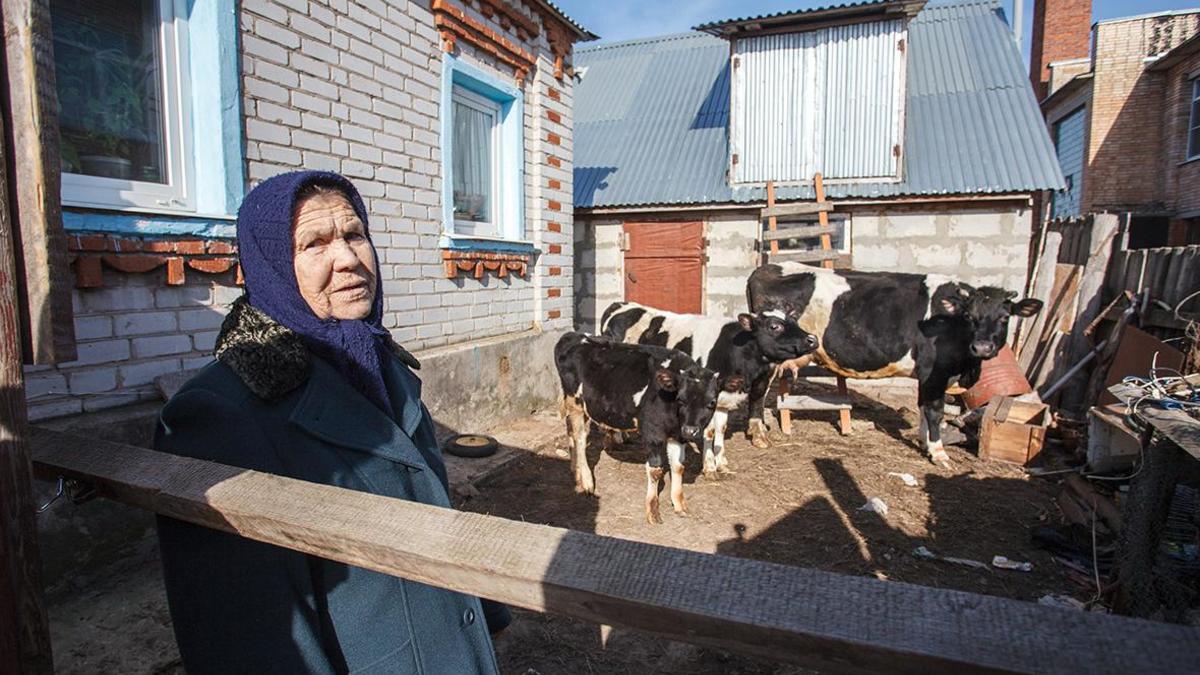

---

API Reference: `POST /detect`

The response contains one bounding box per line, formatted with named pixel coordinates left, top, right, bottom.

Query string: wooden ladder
left=763, top=174, right=853, bottom=436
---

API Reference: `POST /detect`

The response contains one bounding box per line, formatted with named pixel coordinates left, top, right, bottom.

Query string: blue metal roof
left=573, top=0, right=1066, bottom=208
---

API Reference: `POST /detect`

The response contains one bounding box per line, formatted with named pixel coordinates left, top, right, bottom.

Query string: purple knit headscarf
left=236, top=170, right=392, bottom=411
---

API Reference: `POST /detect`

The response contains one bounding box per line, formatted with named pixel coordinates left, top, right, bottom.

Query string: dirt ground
left=43, top=385, right=1074, bottom=674
left=466, top=391, right=1070, bottom=674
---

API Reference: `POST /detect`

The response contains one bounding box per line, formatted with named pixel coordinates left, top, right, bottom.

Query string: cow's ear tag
left=940, top=297, right=962, bottom=315
left=737, top=313, right=754, bottom=331
left=655, top=368, right=678, bottom=392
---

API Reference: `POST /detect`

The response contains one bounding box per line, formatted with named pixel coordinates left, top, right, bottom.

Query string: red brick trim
left=433, top=0, right=536, bottom=86
left=441, top=249, right=532, bottom=280
left=547, top=200, right=562, bottom=211
left=548, top=243, right=562, bottom=254
left=548, top=178, right=562, bottom=190
left=547, top=110, right=561, bottom=124
left=547, top=221, right=562, bottom=233
left=547, top=309, right=561, bottom=319
left=547, top=287, right=561, bottom=298
left=67, top=233, right=241, bottom=289
left=547, top=87, right=561, bottom=102
left=476, top=0, right=539, bottom=41
left=546, top=132, right=562, bottom=146
left=547, top=155, right=562, bottom=168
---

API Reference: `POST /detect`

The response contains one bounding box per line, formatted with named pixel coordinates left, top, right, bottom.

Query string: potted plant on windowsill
left=57, top=41, right=155, bottom=181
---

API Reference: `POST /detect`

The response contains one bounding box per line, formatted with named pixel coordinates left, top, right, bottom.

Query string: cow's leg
left=702, top=418, right=719, bottom=477
left=917, top=376, right=952, bottom=468
left=644, top=454, right=665, bottom=525
left=747, top=372, right=772, bottom=448
left=667, top=439, right=688, bottom=515
left=563, top=396, right=595, bottom=494
left=712, top=409, right=734, bottom=474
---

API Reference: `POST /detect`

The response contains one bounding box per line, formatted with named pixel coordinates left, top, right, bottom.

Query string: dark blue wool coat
left=155, top=340, right=507, bottom=674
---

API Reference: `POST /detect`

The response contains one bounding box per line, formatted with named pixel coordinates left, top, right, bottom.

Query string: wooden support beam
left=1, top=0, right=75, bottom=364
left=0, top=95, right=53, bottom=673
left=28, top=429, right=1200, bottom=674
left=760, top=201, right=834, bottom=219
left=815, top=173, right=835, bottom=271
left=772, top=249, right=841, bottom=264
left=761, top=224, right=840, bottom=241
left=777, top=394, right=852, bottom=411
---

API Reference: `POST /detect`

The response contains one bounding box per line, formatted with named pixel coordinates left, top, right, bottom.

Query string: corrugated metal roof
left=573, top=0, right=1066, bottom=209
left=694, top=0, right=923, bottom=35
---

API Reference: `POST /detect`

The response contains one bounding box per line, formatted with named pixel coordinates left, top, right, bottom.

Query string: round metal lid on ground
left=443, top=434, right=500, bottom=458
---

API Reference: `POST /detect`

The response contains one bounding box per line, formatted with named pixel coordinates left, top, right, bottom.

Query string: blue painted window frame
left=60, top=0, right=244, bottom=237
left=440, top=55, right=529, bottom=252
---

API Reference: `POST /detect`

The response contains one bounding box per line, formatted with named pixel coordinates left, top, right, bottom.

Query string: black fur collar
left=214, top=296, right=420, bottom=401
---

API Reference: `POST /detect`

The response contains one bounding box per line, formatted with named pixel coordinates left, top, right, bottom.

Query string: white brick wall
left=25, top=269, right=234, bottom=421
left=26, top=0, right=580, bottom=419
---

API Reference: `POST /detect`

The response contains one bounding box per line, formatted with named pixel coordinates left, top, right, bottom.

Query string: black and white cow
left=600, top=301, right=819, bottom=473
left=746, top=263, right=1042, bottom=466
left=554, top=332, right=735, bottom=524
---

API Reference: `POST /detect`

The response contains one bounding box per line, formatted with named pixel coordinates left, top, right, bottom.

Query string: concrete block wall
left=575, top=202, right=1035, bottom=334
left=1086, top=12, right=1200, bottom=212
left=851, top=205, right=1034, bottom=292
left=24, top=269, right=237, bottom=421
left=573, top=217, right=623, bottom=333
left=704, top=215, right=760, bottom=318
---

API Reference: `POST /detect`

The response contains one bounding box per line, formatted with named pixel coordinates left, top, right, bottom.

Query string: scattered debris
left=858, top=497, right=889, bottom=516
left=912, top=546, right=989, bottom=570
left=992, top=555, right=1033, bottom=572
left=887, top=472, right=919, bottom=487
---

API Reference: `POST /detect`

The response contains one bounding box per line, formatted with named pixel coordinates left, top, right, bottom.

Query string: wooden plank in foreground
left=762, top=225, right=840, bottom=242
left=30, top=428, right=1200, bottom=675
left=777, top=394, right=852, bottom=411
left=772, top=249, right=841, bottom=264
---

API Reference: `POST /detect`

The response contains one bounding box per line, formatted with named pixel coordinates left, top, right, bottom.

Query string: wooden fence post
left=0, top=102, right=54, bottom=674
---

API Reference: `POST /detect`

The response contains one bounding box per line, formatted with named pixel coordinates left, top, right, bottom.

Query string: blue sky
left=559, top=0, right=1199, bottom=64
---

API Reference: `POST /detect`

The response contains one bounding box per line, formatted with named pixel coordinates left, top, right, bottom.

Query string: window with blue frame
left=50, top=0, right=243, bottom=227
left=442, top=56, right=526, bottom=247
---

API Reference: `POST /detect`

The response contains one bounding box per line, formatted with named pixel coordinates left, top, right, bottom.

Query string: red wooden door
left=623, top=221, right=704, bottom=314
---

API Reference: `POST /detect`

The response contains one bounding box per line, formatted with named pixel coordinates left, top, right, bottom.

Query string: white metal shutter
left=731, top=20, right=906, bottom=183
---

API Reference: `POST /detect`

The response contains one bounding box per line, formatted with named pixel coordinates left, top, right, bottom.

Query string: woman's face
left=292, top=191, right=378, bottom=321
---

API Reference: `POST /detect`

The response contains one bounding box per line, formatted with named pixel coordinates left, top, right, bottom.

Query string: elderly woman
left=155, top=171, right=508, bottom=674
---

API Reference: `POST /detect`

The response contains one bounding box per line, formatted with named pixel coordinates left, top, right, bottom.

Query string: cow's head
left=655, top=365, right=729, bottom=443
left=939, top=286, right=1043, bottom=359
left=738, top=310, right=819, bottom=361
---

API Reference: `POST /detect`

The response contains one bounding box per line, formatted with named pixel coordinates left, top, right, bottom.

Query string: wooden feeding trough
left=978, top=396, right=1050, bottom=465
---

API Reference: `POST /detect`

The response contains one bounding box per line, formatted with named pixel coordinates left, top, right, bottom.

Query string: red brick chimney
left=1029, top=0, right=1092, bottom=101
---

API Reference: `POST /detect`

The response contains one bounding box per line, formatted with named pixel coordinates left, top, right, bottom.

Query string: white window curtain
left=452, top=88, right=498, bottom=236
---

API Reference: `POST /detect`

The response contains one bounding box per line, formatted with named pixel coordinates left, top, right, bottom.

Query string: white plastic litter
left=992, top=555, right=1034, bottom=572
left=1038, top=594, right=1086, bottom=611
left=858, top=497, right=889, bottom=516
left=887, top=472, right=919, bottom=487
left=912, top=546, right=989, bottom=570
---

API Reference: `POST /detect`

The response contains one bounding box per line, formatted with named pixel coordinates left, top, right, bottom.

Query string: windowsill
left=62, top=208, right=237, bottom=239
left=1180, top=155, right=1200, bottom=166
left=439, top=233, right=538, bottom=253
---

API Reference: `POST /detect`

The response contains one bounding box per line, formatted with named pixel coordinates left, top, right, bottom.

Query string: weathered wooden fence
left=1106, top=245, right=1200, bottom=328
left=29, top=428, right=1200, bottom=674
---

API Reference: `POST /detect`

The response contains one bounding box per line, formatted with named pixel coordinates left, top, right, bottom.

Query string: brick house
left=27, top=0, right=593, bottom=428
left=1034, top=0, right=1200, bottom=246
left=572, top=0, right=1064, bottom=329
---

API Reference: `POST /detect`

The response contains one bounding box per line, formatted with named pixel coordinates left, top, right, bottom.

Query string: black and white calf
left=600, top=301, right=819, bottom=474
left=554, top=332, right=732, bottom=523
left=746, top=263, right=1042, bottom=466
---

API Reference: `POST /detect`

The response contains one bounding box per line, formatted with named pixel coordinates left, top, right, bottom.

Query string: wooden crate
left=978, top=396, right=1049, bottom=465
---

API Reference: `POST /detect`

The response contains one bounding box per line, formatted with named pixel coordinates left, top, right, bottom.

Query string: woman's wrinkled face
left=292, top=191, right=377, bottom=321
